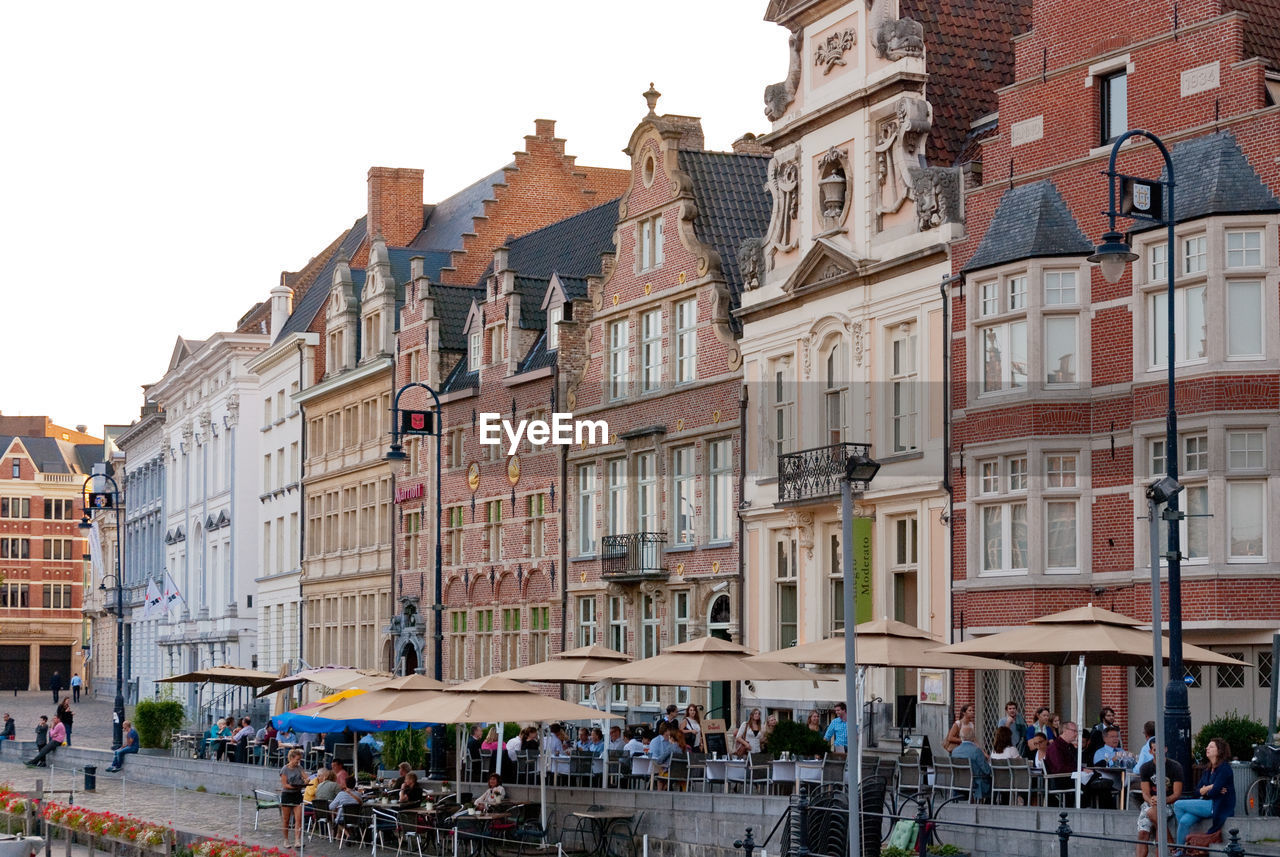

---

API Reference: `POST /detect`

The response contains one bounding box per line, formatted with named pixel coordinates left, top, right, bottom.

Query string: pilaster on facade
left=946, top=0, right=1280, bottom=746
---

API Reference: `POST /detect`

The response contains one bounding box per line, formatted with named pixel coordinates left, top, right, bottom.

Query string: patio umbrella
left=929, top=604, right=1247, bottom=805
left=493, top=643, right=632, bottom=683
left=256, top=666, right=394, bottom=698
left=749, top=618, right=1025, bottom=780
left=159, top=664, right=281, bottom=687
left=584, top=635, right=833, bottom=685
left=381, top=674, right=622, bottom=835
left=272, top=687, right=369, bottom=732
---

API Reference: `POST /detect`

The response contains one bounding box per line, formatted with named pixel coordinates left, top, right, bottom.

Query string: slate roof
left=409, top=166, right=510, bottom=252
left=1225, top=0, right=1280, bottom=67
left=487, top=197, right=621, bottom=284
left=384, top=248, right=452, bottom=287
left=72, top=444, right=99, bottom=475
left=0, top=436, right=71, bottom=474
left=514, top=277, right=549, bottom=330
left=903, top=0, right=1032, bottom=167
left=275, top=216, right=368, bottom=343
left=440, top=355, right=478, bottom=394
left=518, top=332, right=557, bottom=374
left=677, top=150, right=772, bottom=315
left=557, top=275, right=589, bottom=302
left=1132, top=132, right=1280, bottom=233
left=428, top=285, right=483, bottom=352
left=963, top=179, right=1093, bottom=273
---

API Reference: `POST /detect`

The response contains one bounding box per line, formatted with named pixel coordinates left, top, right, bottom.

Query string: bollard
left=914, top=794, right=930, bottom=857
left=1056, top=812, right=1072, bottom=857
left=734, top=827, right=757, bottom=857
left=84, top=766, right=96, bottom=792
left=238, top=794, right=243, bottom=838
left=796, top=794, right=811, bottom=857
left=1225, top=829, right=1244, bottom=857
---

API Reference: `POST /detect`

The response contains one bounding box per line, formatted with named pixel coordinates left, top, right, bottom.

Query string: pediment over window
left=781, top=238, right=865, bottom=294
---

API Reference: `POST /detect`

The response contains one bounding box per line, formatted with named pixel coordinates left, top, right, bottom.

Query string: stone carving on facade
left=909, top=166, right=963, bottom=230
left=764, top=27, right=804, bottom=121
left=875, top=96, right=932, bottom=224
left=815, top=29, right=857, bottom=74
left=874, top=17, right=924, bottom=60
left=765, top=143, right=801, bottom=264
left=787, top=510, right=816, bottom=559
left=638, top=580, right=667, bottom=604
left=180, top=423, right=193, bottom=443
left=851, top=320, right=866, bottom=366
left=817, top=146, right=852, bottom=230
left=737, top=237, right=766, bottom=290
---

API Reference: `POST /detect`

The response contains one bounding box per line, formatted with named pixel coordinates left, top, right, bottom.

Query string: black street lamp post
left=1088, top=128, right=1192, bottom=790
left=387, top=381, right=444, bottom=780
left=80, top=473, right=126, bottom=751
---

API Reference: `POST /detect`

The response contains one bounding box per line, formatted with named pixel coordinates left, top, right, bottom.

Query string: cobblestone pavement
left=0, top=693, right=118, bottom=750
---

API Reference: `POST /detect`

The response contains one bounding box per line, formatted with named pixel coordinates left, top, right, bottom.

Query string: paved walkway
left=0, top=692, right=117, bottom=750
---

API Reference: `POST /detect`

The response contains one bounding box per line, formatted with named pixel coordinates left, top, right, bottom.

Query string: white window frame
left=641, top=309, right=662, bottom=393
left=976, top=455, right=1029, bottom=576
left=577, top=465, right=596, bottom=556
left=638, top=215, right=665, bottom=272
left=672, top=446, right=695, bottom=545
left=641, top=593, right=661, bottom=705
left=1182, top=234, right=1207, bottom=275
left=1226, top=229, right=1263, bottom=269
left=609, top=320, right=630, bottom=400
left=708, top=439, right=732, bottom=543
left=546, top=304, right=562, bottom=350
left=607, top=458, right=628, bottom=535
left=1043, top=453, right=1080, bottom=573
left=1148, top=285, right=1207, bottom=368
left=577, top=596, right=598, bottom=648
left=675, top=298, right=697, bottom=384
left=1227, top=280, right=1264, bottom=359
left=775, top=532, right=798, bottom=648
left=890, top=324, right=918, bottom=451
left=468, top=330, right=481, bottom=371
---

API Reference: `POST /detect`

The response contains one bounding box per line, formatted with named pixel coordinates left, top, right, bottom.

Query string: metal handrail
left=778, top=442, right=872, bottom=503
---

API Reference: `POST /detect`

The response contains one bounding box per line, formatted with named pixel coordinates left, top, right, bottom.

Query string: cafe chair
left=516, top=750, right=539, bottom=785
left=335, top=802, right=371, bottom=850
left=990, top=758, right=1012, bottom=804
left=687, top=753, right=709, bottom=792
left=511, top=803, right=551, bottom=857
left=368, top=806, right=401, bottom=856
left=568, top=752, right=595, bottom=789
left=821, top=755, right=848, bottom=786
left=559, top=804, right=603, bottom=855
left=252, top=790, right=280, bottom=831
left=306, top=797, right=334, bottom=842
left=741, top=752, right=771, bottom=794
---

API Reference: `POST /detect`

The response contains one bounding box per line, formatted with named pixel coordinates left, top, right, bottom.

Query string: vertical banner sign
left=853, top=517, right=873, bottom=624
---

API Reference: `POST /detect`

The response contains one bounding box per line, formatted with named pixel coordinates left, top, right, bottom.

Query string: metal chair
left=654, top=753, right=691, bottom=791
left=687, top=753, right=708, bottom=792
left=1009, top=758, right=1033, bottom=806
left=932, top=753, right=954, bottom=796
left=516, top=750, right=539, bottom=785
left=743, top=752, right=772, bottom=794
left=306, top=797, right=334, bottom=843
left=568, top=752, right=595, bottom=788
left=949, top=757, right=974, bottom=802
left=334, top=801, right=369, bottom=849
left=894, top=755, right=926, bottom=799
left=368, top=806, right=400, bottom=857
left=990, top=758, right=1012, bottom=804
left=252, top=789, right=280, bottom=830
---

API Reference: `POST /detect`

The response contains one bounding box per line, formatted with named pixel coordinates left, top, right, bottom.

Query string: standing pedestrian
left=56, top=699, right=73, bottom=747
left=49, top=672, right=62, bottom=705
left=70, top=673, right=81, bottom=703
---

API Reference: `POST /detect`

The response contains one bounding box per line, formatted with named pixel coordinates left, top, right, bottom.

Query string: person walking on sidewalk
left=56, top=699, right=73, bottom=747
left=70, top=674, right=81, bottom=703
left=49, top=672, right=62, bottom=705
left=106, top=721, right=138, bottom=772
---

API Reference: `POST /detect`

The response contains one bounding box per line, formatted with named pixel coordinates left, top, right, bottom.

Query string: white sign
left=1181, top=62, right=1220, bottom=97
left=479, top=413, right=608, bottom=455
left=1011, top=115, right=1044, bottom=147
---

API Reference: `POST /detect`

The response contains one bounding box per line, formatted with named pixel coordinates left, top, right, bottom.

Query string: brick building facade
left=947, top=0, right=1280, bottom=746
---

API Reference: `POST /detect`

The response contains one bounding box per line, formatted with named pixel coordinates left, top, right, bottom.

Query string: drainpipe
left=940, top=272, right=962, bottom=709
left=296, top=339, right=307, bottom=671
left=735, top=383, right=748, bottom=723
left=556, top=361, right=569, bottom=679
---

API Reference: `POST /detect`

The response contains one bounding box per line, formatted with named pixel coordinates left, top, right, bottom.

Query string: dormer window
left=639, top=215, right=664, bottom=271
left=547, top=305, right=562, bottom=350
left=490, top=323, right=507, bottom=364
left=469, top=330, right=481, bottom=371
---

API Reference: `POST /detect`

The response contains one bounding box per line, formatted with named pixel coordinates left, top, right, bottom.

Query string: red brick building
left=947, top=0, right=1280, bottom=745
left=560, top=92, right=771, bottom=718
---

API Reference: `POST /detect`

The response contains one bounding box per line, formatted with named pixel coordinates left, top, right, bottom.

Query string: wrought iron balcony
left=777, top=442, right=873, bottom=504
left=601, top=532, right=667, bottom=580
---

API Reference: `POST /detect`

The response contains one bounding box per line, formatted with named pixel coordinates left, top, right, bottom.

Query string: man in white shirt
left=545, top=723, right=566, bottom=756
left=505, top=731, right=523, bottom=762
left=623, top=728, right=647, bottom=756
left=606, top=725, right=625, bottom=752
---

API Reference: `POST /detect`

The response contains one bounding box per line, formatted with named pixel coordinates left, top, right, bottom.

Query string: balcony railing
left=777, top=441, right=872, bottom=504
left=601, top=532, right=667, bottom=580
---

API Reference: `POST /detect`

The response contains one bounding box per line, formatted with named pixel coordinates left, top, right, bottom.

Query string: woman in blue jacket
left=1173, top=737, right=1235, bottom=846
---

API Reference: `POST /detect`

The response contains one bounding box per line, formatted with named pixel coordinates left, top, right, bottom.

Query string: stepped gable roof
left=439, top=354, right=478, bottom=394
left=0, top=436, right=70, bottom=474
left=1225, top=0, right=1280, bottom=67
left=517, top=332, right=557, bottom=374
left=484, top=197, right=621, bottom=284
left=1133, top=132, right=1280, bottom=233
left=963, top=179, right=1093, bottom=273
left=903, top=0, right=1031, bottom=167
left=676, top=149, right=771, bottom=314
left=429, top=284, right=483, bottom=352
left=275, top=217, right=368, bottom=343
left=409, top=166, right=511, bottom=252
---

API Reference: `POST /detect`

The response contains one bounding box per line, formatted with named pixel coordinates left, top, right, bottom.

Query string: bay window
left=1149, top=286, right=1206, bottom=367
left=981, top=321, right=1028, bottom=393
left=1227, top=281, right=1263, bottom=357
left=1044, top=454, right=1079, bottom=572
left=977, top=455, right=1028, bottom=575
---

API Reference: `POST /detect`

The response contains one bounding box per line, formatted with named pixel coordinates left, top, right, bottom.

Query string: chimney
left=732, top=133, right=773, bottom=155
left=662, top=115, right=705, bottom=151
left=75, top=425, right=87, bottom=434
left=270, top=283, right=294, bottom=336
left=410, top=256, right=425, bottom=281
left=493, top=246, right=509, bottom=274
left=367, top=167, right=425, bottom=248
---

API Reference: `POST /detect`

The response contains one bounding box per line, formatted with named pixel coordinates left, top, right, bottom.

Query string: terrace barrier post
left=733, top=827, right=757, bottom=857
left=796, top=794, right=811, bottom=857
left=1225, top=829, right=1244, bottom=857
left=914, top=796, right=929, bottom=857
left=1056, top=812, right=1072, bottom=857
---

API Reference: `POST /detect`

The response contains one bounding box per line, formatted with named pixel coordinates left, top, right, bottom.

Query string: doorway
left=708, top=594, right=731, bottom=719
left=400, top=643, right=419, bottom=676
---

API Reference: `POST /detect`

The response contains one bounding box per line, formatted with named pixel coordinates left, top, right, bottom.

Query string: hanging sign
left=854, top=517, right=873, bottom=624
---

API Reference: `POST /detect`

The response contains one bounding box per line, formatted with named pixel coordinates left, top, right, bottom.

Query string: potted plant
left=763, top=719, right=830, bottom=758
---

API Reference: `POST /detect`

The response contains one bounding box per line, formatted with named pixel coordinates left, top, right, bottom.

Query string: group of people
left=46, top=672, right=82, bottom=705
left=939, top=702, right=1238, bottom=852
left=23, top=699, right=75, bottom=768
left=279, top=752, right=429, bottom=846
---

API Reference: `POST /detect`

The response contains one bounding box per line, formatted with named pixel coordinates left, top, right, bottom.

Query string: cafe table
left=569, top=809, right=635, bottom=857
left=703, top=757, right=728, bottom=792
left=769, top=759, right=797, bottom=794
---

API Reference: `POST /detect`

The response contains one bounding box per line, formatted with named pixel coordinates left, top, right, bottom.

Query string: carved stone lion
left=874, top=17, right=924, bottom=61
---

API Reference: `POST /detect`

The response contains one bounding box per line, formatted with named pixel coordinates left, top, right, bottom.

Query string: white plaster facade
left=739, top=0, right=960, bottom=724
left=149, top=332, right=269, bottom=713
left=245, top=286, right=313, bottom=677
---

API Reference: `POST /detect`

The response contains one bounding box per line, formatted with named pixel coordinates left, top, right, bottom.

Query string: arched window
left=823, top=339, right=849, bottom=446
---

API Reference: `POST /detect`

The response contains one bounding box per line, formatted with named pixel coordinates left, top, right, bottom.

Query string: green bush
left=763, top=718, right=830, bottom=758
left=378, top=728, right=428, bottom=770
left=133, top=698, right=186, bottom=749
left=1193, top=710, right=1268, bottom=761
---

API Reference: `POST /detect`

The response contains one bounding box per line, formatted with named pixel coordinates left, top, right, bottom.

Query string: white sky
left=0, top=1, right=787, bottom=435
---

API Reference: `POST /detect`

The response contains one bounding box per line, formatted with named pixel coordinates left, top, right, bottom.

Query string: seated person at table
left=475, top=773, right=506, bottom=812
left=1135, top=738, right=1182, bottom=857
left=207, top=718, right=229, bottom=760
left=329, top=782, right=364, bottom=824
left=623, top=727, right=648, bottom=756
left=313, top=769, right=341, bottom=803
left=1026, top=733, right=1049, bottom=770
left=991, top=726, right=1022, bottom=760
left=331, top=759, right=350, bottom=789
left=1045, top=721, right=1081, bottom=805
left=26, top=717, right=66, bottom=767
left=505, top=727, right=526, bottom=761
left=390, top=761, right=413, bottom=790
left=521, top=725, right=540, bottom=755
left=951, top=725, right=993, bottom=802
left=399, top=772, right=425, bottom=808
left=467, top=725, right=486, bottom=761
left=649, top=722, right=675, bottom=768
left=545, top=723, right=566, bottom=756
left=1093, top=726, right=1124, bottom=764
left=606, top=725, right=625, bottom=753
left=574, top=727, right=591, bottom=751
left=585, top=727, right=605, bottom=754
left=234, top=717, right=256, bottom=742
left=293, top=729, right=313, bottom=748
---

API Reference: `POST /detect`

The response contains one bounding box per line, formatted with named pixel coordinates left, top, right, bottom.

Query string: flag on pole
left=88, top=522, right=104, bottom=580
left=162, top=570, right=184, bottom=610
left=143, top=578, right=163, bottom=618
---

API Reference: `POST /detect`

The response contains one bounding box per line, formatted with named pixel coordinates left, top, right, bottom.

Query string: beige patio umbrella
left=312, top=677, right=444, bottom=722
left=929, top=604, right=1247, bottom=805
left=493, top=643, right=632, bottom=683
left=584, top=635, right=835, bottom=685
left=749, top=618, right=1028, bottom=671
left=159, top=664, right=281, bottom=687
left=256, top=666, right=394, bottom=698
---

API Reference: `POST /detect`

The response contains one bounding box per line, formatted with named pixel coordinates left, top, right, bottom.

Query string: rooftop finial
left=643, top=82, right=661, bottom=116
